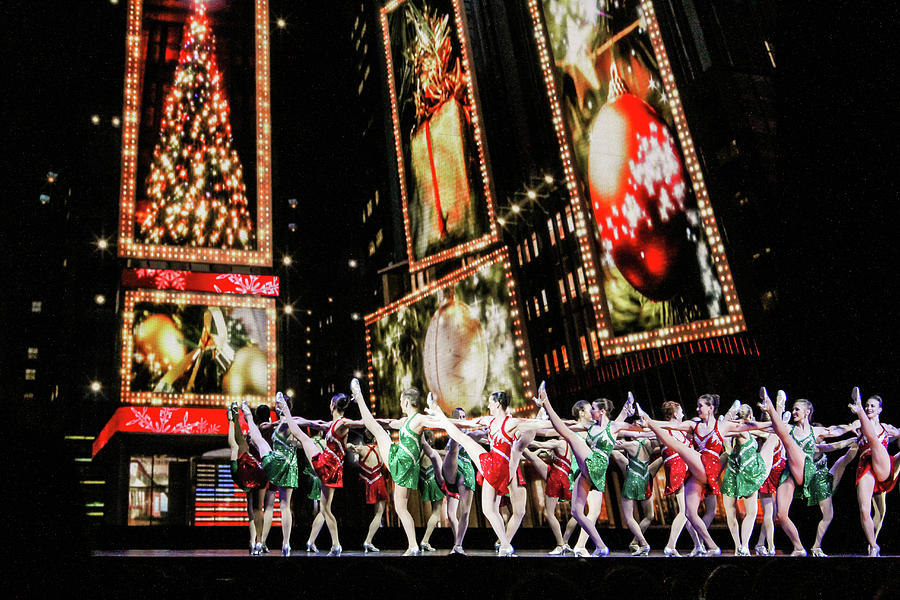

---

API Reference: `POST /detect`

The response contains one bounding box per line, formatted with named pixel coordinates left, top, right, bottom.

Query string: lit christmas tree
left=140, top=1, right=255, bottom=249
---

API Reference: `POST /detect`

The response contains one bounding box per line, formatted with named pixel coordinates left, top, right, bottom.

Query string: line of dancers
left=226, top=379, right=899, bottom=557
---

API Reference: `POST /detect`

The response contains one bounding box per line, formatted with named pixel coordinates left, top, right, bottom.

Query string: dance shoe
left=663, top=547, right=680, bottom=557
left=754, top=545, right=768, bottom=556
left=306, top=542, right=319, bottom=553
left=631, top=544, right=650, bottom=557
left=628, top=541, right=640, bottom=553
left=549, top=544, right=572, bottom=555
left=420, top=542, right=436, bottom=552
left=363, top=542, right=380, bottom=553
left=591, top=547, right=610, bottom=557
left=281, top=545, right=291, bottom=557
left=259, top=544, right=269, bottom=554
left=868, top=544, right=880, bottom=557
left=402, top=548, right=421, bottom=556
left=790, top=548, right=807, bottom=557
left=327, top=545, right=342, bottom=557
left=250, top=543, right=260, bottom=556
left=811, top=547, right=827, bottom=557
left=499, top=545, right=517, bottom=557
left=450, top=545, right=466, bottom=556
left=572, top=547, right=590, bottom=557
left=704, top=547, right=722, bottom=557
left=737, top=546, right=751, bottom=557
left=687, top=543, right=706, bottom=557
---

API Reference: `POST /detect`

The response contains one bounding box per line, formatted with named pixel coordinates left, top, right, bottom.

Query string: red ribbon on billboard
left=122, top=268, right=279, bottom=296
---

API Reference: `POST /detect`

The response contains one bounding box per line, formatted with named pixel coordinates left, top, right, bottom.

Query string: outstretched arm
left=816, top=438, right=857, bottom=453
left=290, top=416, right=331, bottom=430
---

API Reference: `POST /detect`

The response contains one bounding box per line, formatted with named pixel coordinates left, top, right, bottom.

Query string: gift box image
left=410, top=96, right=474, bottom=258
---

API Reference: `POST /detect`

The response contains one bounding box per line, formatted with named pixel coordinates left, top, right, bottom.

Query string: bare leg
left=723, top=495, right=741, bottom=551
left=365, top=500, right=385, bottom=546
left=684, top=478, right=719, bottom=552
left=246, top=494, right=258, bottom=551
left=523, top=448, right=549, bottom=480
left=319, top=486, right=341, bottom=552
left=393, top=485, right=418, bottom=553
left=453, top=487, right=474, bottom=548
left=740, top=491, right=758, bottom=551
left=665, top=486, right=695, bottom=552
left=756, top=494, right=776, bottom=554
left=701, top=494, right=717, bottom=530
left=622, top=497, right=649, bottom=548
left=241, top=402, right=273, bottom=456
left=611, top=450, right=628, bottom=475
left=812, top=496, right=833, bottom=551
left=856, top=474, right=879, bottom=554
left=759, top=390, right=808, bottom=485
left=543, top=495, right=565, bottom=546
left=261, top=489, right=275, bottom=547
left=831, top=444, right=859, bottom=491
left=775, top=478, right=804, bottom=553
left=639, top=417, right=708, bottom=483
left=307, top=504, right=324, bottom=549
left=505, top=475, right=528, bottom=545
left=278, top=486, right=293, bottom=551
left=849, top=390, right=891, bottom=481
left=570, top=475, right=608, bottom=554
left=572, top=490, right=600, bottom=552
left=421, top=500, right=441, bottom=547
left=252, top=488, right=265, bottom=547
left=350, top=384, right=394, bottom=464
left=442, top=437, right=460, bottom=485
left=873, top=493, right=886, bottom=542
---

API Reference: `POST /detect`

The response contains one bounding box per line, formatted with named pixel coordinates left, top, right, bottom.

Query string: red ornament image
left=587, top=64, right=689, bottom=300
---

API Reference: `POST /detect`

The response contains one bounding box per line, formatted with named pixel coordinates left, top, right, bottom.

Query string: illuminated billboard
left=118, top=0, right=272, bottom=266
left=121, top=289, right=277, bottom=406
left=527, top=0, right=745, bottom=354
left=380, top=0, right=499, bottom=271
left=365, top=248, right=534, bottom=417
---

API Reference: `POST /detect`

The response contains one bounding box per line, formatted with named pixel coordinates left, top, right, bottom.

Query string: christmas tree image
left=139, top=1, right=255, bottom=250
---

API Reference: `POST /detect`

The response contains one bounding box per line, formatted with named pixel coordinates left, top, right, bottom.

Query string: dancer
left=241, top=397, right=300, bottom=556
left=613, top=435, right=663, bottom=555
left=418, top=432, right=445, bottom=552
left=719, top=404, right=779, bottom=556
left=350, top=378, right=442, bottom=555
left=655, top=401, right=702, bottom=557
left=441, top=408, right=480, bottom=555
left=523, top=437, right=578, bottom=554
left=637, top=393, right=772, bottom=556
left=534, top=385, right=643, bottom=557
left=286, top=392, right=367, bottom=556
left=302, top=432, right=327, bottom=552
left=807, top=433, right=858, bottom=556
left=758, top=387, right=842, bottom=556
left=753, top=408, right=786, bottom=556
left=346, top=433, right=389, bottom=553
left=844, top=388, right=900, bottom=556
left=225, top=402, right=270, bottom=554
left=425, top=389, right=554, bottom=556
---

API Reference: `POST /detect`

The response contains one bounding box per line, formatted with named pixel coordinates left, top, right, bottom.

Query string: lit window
left=541, top=289, right=549, bottom=312
left=25, top=369, right=36, bottom=380
left=533, top=297, right=541, bottom=317
left=580, top=336, right=590, bottom=364
left=567, top=272, right=577, bottom=299
left=561, top=345, right=569, bottom=370
left=31, top=301, right=42, bottom=313
left=547, top=218, right=556, bottom=246
left=523, top=241, right=531, bottom=263
left=24, top=392, right=34, bottom=400
left=27, top=347, right=39, bottom=359
left=565, top=205, right=575, bottom=232
left=576, top=267, right=587, bottom=293
left=556, top=214, right=565, bottom=240
left=552, top=350, right=559, bottom=372
left=590, top=330, right=601, bottom=360
left=375, top=228, right=383, bottom=247
left=531, top=232, right=539, bottom=257
left=516, top=244, right=523, bottom=266
left=558, top=279, right=567, bottom=303
left=544, top=353, right=550, bottom=375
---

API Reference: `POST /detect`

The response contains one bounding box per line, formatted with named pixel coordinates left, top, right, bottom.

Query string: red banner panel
left=122, top=268, right=279, bottom=296
left=93, top=406, right=227, bottom=456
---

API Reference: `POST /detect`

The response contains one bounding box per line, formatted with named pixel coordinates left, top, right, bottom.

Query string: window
left=565, top=205, right=575, bottom=232
left=523, top=241, right=531, bottom=263
left=547, top=218, right=556, bottom=246
left=561, top=345, right=570, bottom=370
left=552, top=349, right=559, bottom=372
left=27, top=347, right=39, bottom=359
left=590, top=330, right=601, bottom=360
left=541, top=289, right=549, bottom=312
left=531, top=232, right=539, bottom=258
left=25, top=369, right=36, bottom=380
left=31, top=301, right=42, bottom=313
left=532, top=296, right=541, bottom=317
left=580, top=336, right=590, bottom=364
left=556, top=213, right=565, bottom=240
left=576, top=267, right=587, bottom=293
left=128, top=455, right=185, bottom=526
left=567, top=272, right=577, bottom=299
left=516, top=244, right=523, bottom=266
left=558, top=279, right=567, bottom=303
left=544, top=353, right=551, bottom=375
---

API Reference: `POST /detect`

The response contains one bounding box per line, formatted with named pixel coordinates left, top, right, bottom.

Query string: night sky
left=3, top=0, right=898, bottom=422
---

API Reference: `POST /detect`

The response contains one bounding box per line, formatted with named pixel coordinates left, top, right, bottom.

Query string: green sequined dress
left=778, top=425, right=822, bottom=505
left=260, top=428, right=299, bottom=488
left=570, top=420, right=615, bottom=492
left=622, top=439, right=653, bottom=500
left=721, top=437, right=768, bottom=498
left=419, top=462, right=445, bottom=501
left=388, top=417, right=421, bottom=490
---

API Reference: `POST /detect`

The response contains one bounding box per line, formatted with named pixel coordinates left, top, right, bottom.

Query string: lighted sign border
left=118, top=0, right=273, bottom=267
left=526, top=0, right=745, bottom=355
left=364, top=246, right=534, bottom=411
left=379, top=0, right=500, bottom=272
left=120, top=289, right=277, bottom=407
